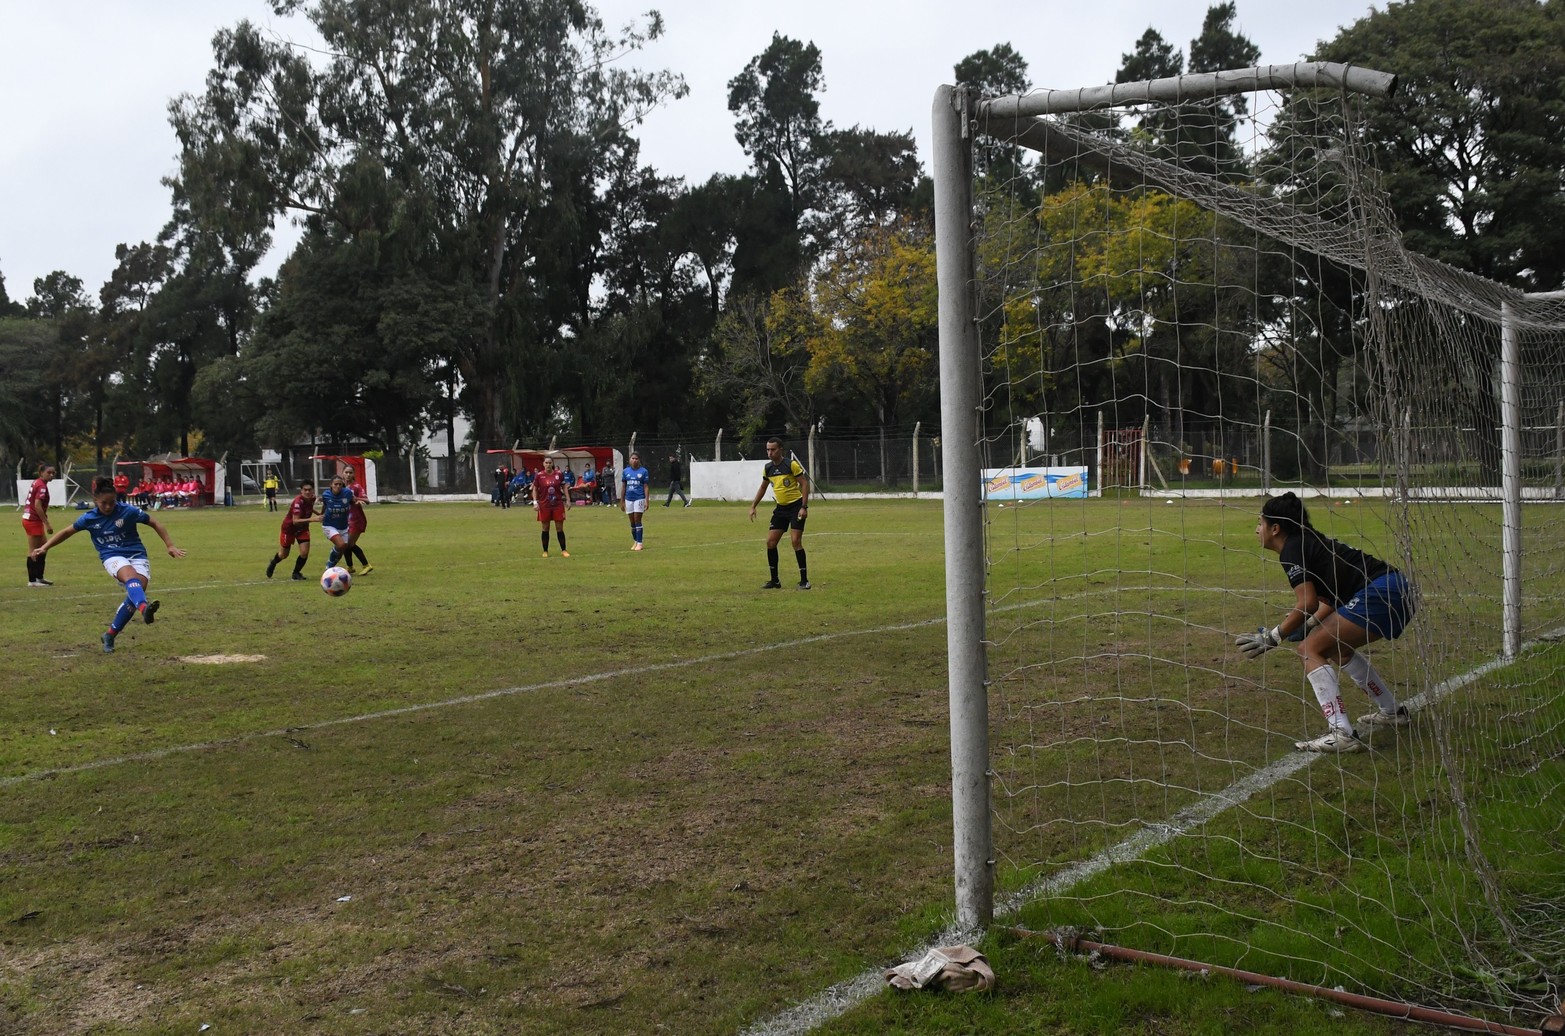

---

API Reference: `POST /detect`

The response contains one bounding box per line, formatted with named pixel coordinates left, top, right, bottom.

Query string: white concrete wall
left=690, top=460, right=764, bottom=502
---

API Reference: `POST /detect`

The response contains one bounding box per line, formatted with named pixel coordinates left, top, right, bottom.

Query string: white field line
left=7, top=578, right=1558, bottom=1033
left=0, top=613, right=950, bottom=791
left=736, top=625, right=1565, bottom=1036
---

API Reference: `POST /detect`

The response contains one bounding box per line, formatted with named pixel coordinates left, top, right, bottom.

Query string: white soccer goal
left=933, top=62, right=1565, bottom=1028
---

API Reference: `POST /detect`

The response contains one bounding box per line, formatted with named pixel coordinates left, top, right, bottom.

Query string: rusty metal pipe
left=1007, top=927, right=1553, bottom=1036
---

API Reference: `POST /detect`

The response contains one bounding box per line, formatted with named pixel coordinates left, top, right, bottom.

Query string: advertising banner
left=982, top=466, right=1090, bottom=500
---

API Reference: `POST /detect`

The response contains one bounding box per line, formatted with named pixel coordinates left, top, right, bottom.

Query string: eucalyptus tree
left=1313, top=0, right=1565, bottom=290
left=170, top=0, right=686, bottom=443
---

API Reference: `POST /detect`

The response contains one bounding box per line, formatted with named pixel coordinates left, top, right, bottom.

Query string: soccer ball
left=321, top=566, right=353, bottom=597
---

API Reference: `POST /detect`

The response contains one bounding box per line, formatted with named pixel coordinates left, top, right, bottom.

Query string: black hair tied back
left=1261, top=491, right=1311, bottom=533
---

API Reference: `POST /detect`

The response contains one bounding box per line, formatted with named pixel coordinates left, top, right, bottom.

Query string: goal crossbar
left=980, top=61, right=1397, bottom=120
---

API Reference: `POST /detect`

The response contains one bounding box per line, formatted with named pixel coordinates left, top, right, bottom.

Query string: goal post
left=932, top=60, right=1565, bottom=1026
left=931, top=82, right=992, bottom=931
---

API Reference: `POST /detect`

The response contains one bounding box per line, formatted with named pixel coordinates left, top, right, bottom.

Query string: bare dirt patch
left=179, top=654, right=268, bottom=664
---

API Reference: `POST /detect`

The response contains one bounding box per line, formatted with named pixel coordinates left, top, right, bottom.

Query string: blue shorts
left=1338, top=571, right=1414, bottom=641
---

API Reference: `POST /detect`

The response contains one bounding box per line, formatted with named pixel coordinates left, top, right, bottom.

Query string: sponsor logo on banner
left=981, top=466, right=1091, bottom=500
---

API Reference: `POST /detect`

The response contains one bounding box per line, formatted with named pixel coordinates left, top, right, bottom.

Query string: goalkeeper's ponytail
left=1261, top=492, right=1313, bottom=534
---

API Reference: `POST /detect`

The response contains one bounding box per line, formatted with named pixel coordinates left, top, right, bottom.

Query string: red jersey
left=347, top=481, right=368, bottom=531
left=533, top=469, right=565, bottom=507
left=282, top=494, right=315, bottom=533
left=22, top=478, right=49, bottom=521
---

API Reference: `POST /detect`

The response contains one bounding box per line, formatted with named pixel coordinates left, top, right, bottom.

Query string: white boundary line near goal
left=6, top=589, right=1559, bottom=1032
left=736, top=625, right=1565, bottom=1036
left=0, top=613, right=952, bottom=791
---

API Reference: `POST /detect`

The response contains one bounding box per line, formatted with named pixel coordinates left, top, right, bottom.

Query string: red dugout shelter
left=115, top=456, right=223, bottom=506
left=489, top=446, right=622, bottom=480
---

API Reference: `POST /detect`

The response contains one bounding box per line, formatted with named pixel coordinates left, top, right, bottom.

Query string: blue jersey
left=319, top=486, right=355, bottom=527
left=72, top=503, right=153, bottom=561
left=622, top=465, right=651, bottom=501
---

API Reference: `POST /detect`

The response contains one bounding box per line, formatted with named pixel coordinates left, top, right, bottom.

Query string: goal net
left=934, top=65, right=1565, bottom=1026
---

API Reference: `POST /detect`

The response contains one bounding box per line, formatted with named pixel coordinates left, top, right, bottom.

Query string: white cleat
left=1357, top=706, right=1410, bottom=728
left=1295, top=730, right=1366, bottom=754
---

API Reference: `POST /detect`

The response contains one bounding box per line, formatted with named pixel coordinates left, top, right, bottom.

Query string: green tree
left=727, top=32, right=829, bottom=245
left=798, top=221, right=939, bottom=479
left=1117, top=4, right=1260, bottom=177
left=171, top=0, right=686, bottom=443
left=1313, top=0, right=1565, bottom=289
left=817, top=127, right=924, bottom=246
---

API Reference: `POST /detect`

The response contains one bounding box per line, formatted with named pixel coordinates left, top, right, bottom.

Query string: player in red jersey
left=339, top=464, right=374, bottom=574
left=530, top=455, right=570, bottom=557
left=22, top=463, right=56, bottom=586
left=265, top=480, right=319, bottom=580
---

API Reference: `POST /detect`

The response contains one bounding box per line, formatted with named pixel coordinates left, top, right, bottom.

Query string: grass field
left=2, top=497, right=1559, bottom=1035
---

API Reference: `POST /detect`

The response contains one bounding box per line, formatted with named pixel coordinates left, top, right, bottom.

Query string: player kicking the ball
left=29, top=475, right=187, bottom=653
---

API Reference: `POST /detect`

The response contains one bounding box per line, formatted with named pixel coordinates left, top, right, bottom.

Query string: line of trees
left=4, top=0, right=1562, bottom=484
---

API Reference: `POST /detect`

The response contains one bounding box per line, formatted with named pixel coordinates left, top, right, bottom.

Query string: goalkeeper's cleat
left=101, top=631, right=116, bottom=654
left=1357, top=705, right=1410, bottom=728
left=761, top=579, right=782, bottom=589
left=142, top=600, right=160, bottom=624
left=1295, top=730, right=1365, bottom=754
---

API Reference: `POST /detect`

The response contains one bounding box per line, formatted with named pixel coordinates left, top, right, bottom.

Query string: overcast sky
left=0, top=0, right=1381, bottom=302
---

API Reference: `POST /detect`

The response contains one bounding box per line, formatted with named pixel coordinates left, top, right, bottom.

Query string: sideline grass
left=0, top=497, right=1544, bottom=1034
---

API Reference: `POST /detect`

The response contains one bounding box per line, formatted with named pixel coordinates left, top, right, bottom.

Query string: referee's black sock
left=795, top=549, right=807, bottom=582
left=767, top=547, right=779, bottom=581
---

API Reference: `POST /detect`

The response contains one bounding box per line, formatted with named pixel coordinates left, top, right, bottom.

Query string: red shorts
left=279, top=525, right=311, bottom=549
left=349, top=512, right=367, bottom=535
left=537, top=503, right=566, bottom=524
left=22, top=518, right=46, bottom=538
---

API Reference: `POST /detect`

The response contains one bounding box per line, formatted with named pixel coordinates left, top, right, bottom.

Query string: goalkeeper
left=1237, top=493, right=1416, bottom=754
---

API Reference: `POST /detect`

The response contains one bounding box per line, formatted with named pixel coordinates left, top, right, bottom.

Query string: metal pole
left=981, top=62, right=1398, bottom=121
left=932, top=83, right=993, bottom=930
left=1555, top=400, right=1563, bottom=501
left=912, top=421, right=922, bottom=496
left=1139, top=415, right=1150, bottom=492
left=1263, top=409, right=1272, bottom=492
left=1499, top=301, right=1523, bottom=658
left=808, top=426, right=817, bottom=491
left=1096, top=411, right=1105, bottom=496
left=715, top=428, right=723, bottom=463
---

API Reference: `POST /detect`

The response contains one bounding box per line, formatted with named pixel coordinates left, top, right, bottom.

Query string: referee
left=748, top=436, right=811, bottom=590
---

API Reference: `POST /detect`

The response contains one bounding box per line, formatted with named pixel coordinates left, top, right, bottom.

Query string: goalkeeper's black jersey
left=1278, top=531, right=1392, bottom=607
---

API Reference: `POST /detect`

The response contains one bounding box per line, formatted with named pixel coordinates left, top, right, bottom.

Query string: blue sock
left=124, top=578, right=148, bottom=610
left=111, top=600, right=135, bottom=633
left=633, top=525, right=643, bottom=543
left=328, top=549, right=341, bottom=567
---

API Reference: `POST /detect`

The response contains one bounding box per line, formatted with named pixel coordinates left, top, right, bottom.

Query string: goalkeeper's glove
left=1236, top=626, right=1282, bottom=659
left=1237, top=615, right=1319, bottom=658
left=1287, top=613, right=1323, bottom=642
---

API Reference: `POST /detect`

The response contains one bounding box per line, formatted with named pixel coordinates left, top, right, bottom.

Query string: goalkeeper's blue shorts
left=1339, top=571, right=1415, bottom=641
